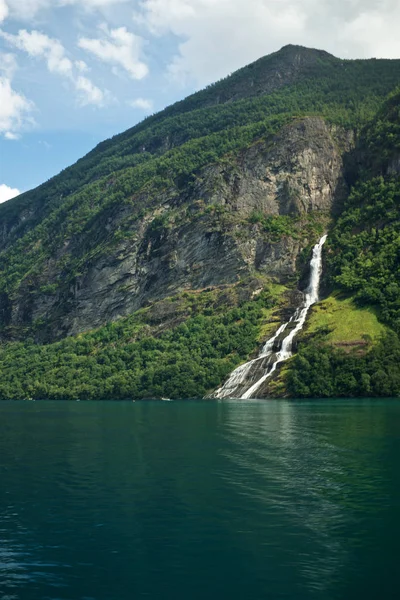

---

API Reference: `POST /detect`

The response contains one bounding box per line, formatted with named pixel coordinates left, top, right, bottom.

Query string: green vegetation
left=257, top=283, right=288, bottom=341
left=0, top=287, right=276, bottom=400
left=248, top=211, right=327, bottom=241
left=286, top=333, right=400, bottom=398
left=305, top=295, right=387, bottom=344
left=360, top=86, right=400, bottom=175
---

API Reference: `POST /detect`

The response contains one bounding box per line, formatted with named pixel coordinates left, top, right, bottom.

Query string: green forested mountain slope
left=0, top=46, right=399, bottom=399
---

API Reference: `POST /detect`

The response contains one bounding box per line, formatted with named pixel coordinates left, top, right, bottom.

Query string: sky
left=1, top=0, right=400, bottom=204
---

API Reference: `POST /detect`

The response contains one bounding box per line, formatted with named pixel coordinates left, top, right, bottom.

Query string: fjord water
left=1, top=401, right=399, bottom=600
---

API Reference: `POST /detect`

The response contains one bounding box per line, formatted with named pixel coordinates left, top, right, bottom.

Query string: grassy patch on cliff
left=305, top=294, right=387, bottom=345
left=247, top=211, right=328, bottom=242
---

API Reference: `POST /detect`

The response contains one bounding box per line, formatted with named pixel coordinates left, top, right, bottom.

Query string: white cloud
left=0, top=29, right=107, bottom=106
left=5, top=131, right=20, bottom=139
left=128, top=97, right=153, bottom=112
left=0, top=51, right=17, bottom=77
left=6, top=1, right=51, bottom=20
left=339, top=6, right=400, bottom=59
left=0, top=52, right=35, bottom=138
left=75, top=75, right=105, bottom=105
left=0, top=39, right=30, bottom=141
left=0, top=183, right=21, bottom=203
left=64, top=0, right=130, bottom=6
left=75, top=59, right=89, bottom=72
left=78, top=25, right=148, bottom=80
left=0, top=0, right=8, bottom=23
left=63, top=0, right=130, bottom=7
left=137, top=0, right=400, bottom=86
left=1, top=29, right=74, bottom=75
left=0, top=78, right=33, bottom=137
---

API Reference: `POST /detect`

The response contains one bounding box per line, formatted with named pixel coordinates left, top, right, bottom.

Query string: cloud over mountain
left=0, top=182, right=20, bottom=203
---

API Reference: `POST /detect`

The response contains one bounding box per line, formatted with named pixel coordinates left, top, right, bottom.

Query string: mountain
left=0, top=45, right=399, bottom=400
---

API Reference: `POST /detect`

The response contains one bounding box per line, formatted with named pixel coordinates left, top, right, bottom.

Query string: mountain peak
left=191, top=44, right=338, bottom=107
left=274, top=44, right=337, bottom=64
left=278, top=43, right=334, bottom=55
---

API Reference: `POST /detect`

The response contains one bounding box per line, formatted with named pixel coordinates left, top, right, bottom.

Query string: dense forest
left=0, top=285, right=281, bottom=399
left=0, top=46, right=399, bottom=400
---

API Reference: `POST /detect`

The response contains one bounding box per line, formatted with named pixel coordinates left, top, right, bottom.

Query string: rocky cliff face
left=195, top=118, right=352, bottom=215
left=1, top=117, right=352, bottom=341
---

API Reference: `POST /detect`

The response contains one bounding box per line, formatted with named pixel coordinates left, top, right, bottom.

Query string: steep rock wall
left=1, top=118, right=353, bottom=340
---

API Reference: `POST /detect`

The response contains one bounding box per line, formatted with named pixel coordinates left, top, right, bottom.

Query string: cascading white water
left=213, top=323, right=288, bottom=399
left=213, top=235, right=327, bottom=400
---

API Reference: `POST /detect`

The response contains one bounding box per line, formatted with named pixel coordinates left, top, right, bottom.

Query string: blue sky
left=1, top=0, right=400, bottom=203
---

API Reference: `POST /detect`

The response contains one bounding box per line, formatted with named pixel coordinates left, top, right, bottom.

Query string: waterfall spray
left=212, top=235, right=327, bottom=399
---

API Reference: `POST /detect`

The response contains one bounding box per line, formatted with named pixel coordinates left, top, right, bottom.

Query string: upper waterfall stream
left=212, top=235, right=327, bottom=399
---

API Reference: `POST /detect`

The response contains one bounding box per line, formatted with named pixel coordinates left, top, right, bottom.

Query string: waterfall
left=212, top=235, right=327, bottom=399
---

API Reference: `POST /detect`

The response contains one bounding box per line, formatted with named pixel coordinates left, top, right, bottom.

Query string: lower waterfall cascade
left=212, top=235, right=328, bottom=399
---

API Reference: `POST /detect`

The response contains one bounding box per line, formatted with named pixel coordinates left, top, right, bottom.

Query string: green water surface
left=0, top=399, right=399, bottom=599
